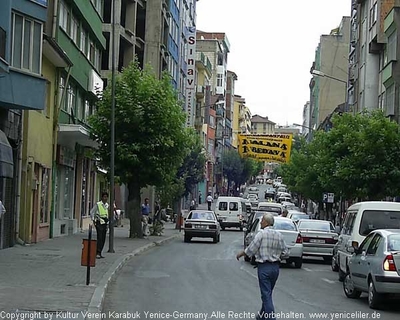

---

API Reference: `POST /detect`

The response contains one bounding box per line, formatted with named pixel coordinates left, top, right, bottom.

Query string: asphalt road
left=103, top=227, right=400, bottom=320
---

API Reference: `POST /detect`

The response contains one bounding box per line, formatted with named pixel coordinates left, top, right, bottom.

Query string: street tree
left=279, top=110, right=400, bottom=201
left=221, top=150, right=243, bottom=193
left=90, top=60, right=188, bottom=238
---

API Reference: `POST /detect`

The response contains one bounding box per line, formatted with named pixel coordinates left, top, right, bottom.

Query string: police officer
left=90, top=191, right=109, bottom=258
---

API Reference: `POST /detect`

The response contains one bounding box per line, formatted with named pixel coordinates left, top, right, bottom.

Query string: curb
left=85, top=233, right=180, bottom=317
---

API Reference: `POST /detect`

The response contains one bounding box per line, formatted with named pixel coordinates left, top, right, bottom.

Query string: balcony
left=196, top=85, right=205, bottom=98
left=196, top=52, right=212, bottom=76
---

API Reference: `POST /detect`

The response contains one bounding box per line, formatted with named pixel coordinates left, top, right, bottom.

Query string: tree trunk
left=174, top=198, right=182, bottom=230
left=127, top=180, right=143, bottom=238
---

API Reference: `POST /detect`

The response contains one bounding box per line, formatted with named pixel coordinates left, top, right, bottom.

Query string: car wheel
left=184, top=235, right=191, bottom=243
left=368, top=279, right=382, bottom=309
left=212, top=234, right=218, bottom=243
left=331, top=257, right=339, bottom=272
left=343, top=273, right=362, bottom=299
left=244, top=255, right=250, bottom=262
left=294, top=258, right=303, bottom=269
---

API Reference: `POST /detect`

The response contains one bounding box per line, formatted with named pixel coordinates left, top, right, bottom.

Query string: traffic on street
left=103, top=181, right=400, bottom=319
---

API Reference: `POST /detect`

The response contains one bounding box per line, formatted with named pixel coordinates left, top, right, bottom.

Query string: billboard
left=238, top=134, right=293, bottom=164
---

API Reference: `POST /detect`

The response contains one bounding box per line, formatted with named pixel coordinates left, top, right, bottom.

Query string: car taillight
left=383, top=254, right=397, bottom=271
left=184, top=223, right=192, bottom=228
left=209, top=225, right=217, bottom=229
left=302, top=236, right=310, bottom=243
left=296, top=234, right=303, bottom=243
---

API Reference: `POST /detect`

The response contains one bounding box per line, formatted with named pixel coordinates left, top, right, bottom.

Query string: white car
left=244, top=217, right=303, bottom=268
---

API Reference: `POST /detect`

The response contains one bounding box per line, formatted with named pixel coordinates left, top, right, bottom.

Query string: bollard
left=81, top=225, right=97, bottom=285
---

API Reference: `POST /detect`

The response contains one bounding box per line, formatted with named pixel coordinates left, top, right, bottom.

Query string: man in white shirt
left=206, top=193, right=213, bottom=211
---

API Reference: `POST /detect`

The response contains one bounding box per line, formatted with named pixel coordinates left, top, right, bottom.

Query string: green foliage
left=157, top=130, right=206, bottom=206
left=89, top=60, right=189, bottom=237
left=89, top=60, right=187, bottom=188
left=279, top=110, right=400, bottom=201
left=222, top=150, right=243, bottom=186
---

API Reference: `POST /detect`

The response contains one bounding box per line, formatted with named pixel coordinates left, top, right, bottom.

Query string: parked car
left=343, top=229, right=400, bottom=309
left=336, top=201, right=400, bottom=282
left=184, top=210, right=221, bottom=243
left=244, top=217, right=303, bottom=268
left=331, top=242, right=340, bottom=272
left=297, top=220, right=339, bottom=262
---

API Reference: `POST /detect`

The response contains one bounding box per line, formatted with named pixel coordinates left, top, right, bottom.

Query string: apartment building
left=232, top=95, right=251, bottom=148
left=310, top=16, right=350, bottom=129
left=251, top=115, right=276, bottom=135
left=0, top=0, right=48, bottom=248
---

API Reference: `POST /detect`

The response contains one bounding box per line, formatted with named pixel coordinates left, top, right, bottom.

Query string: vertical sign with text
left=185, top=26, right=196, bottom=127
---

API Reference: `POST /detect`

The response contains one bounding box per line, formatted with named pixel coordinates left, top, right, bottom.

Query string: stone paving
left=0, top=220, right=181, bottom=313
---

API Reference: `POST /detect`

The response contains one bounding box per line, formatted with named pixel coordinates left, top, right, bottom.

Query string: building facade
left=0, top=0, right=48, bottom=248
left=232, top=95, right=251, bottom=148
left=251, top=115, right=276, bottom=135
left=310, top=16, right=350, bottom=129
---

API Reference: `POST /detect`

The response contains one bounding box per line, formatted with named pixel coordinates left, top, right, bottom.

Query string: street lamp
left=311, top=69, right=347, bottom=85
left=293, top=123, right=314, bottom=132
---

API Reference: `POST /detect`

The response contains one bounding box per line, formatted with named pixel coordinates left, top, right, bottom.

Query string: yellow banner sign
left=238, top=134, right=293, bottom=163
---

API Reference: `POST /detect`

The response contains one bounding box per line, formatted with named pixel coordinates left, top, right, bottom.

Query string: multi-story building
left=310, top=16, right=350, bottom=129
left=302, top=101, right=311, bottom=138
left=45, top=0, right=106, bottom=238
left=232, top=95, right=251, bottom=148
left=225, top=70, right=237, bottom=148
left=196, top=31, right=230, bottom=194
left=251, top=115, right=276, bottom=135
left=0, top=0, right=48, bottom=248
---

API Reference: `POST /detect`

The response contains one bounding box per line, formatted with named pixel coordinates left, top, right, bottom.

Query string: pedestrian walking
left=90, top=191, right=109, bottom=259
left=190, top=199, right=196, bottom=211
left=236, top=213, right=288, bottom=320
left=141, top=198, right=150, bottom=236
left=154, top=201, right=161, bottom=222
left=206, top=193, right=213, bottom=211
left=198, top=191, right=202, bottom=204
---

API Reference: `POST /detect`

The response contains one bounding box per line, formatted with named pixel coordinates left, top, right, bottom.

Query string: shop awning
left=0, top=130, right=13, bottom=178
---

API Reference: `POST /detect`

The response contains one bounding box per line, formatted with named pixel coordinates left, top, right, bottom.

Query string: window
left=0, top=27, right=6, bottom=60
left=369, top=1, right=377, bottom=27
left=94, top=47, right=100, bottom=70
left=217, top=74, right=223, bottom=87
left=366, top=234, right=382, bottom=255
left=274, top=220, right=296, bottom=231
left=66, top=84, right=76, bottom=114
left=59, top=76, right=66, bottom=110
left=385, top=84, right=395, bottom=116
left=229, top=202, right=238, bottom=211
left=70, top=14, right=78, bottom=44
left=388, top=234, right=400, bottom=251
left=80, top=29, right=87, bottom=54
left=91, top=0, right=102, bottom=15
left=387, top=32, right=397, bottom=62
left=59, top=0, right=68, bottom=31
left=359, top=210, right=400, bottom=236
left=11, top=12, right=42, bottom=74
left=218, top=202, right=228, bottom=211
left=343, top=211, right=357, bottom=235
left=89, top=41, right=95, bottom=63
left=358, top=233, right=375, bottom=253
left=40, top=167, right=50, bottom=224
left=85, top=100, right=90, bottom=119
left=42, top=80, right=51, bottom=118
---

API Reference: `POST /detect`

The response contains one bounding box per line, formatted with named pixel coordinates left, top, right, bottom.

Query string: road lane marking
left=240, top=265, right=258, bottom=279
left=321, top=278, right=336, bottom=284
left=303, top=267, right=329, bottom=272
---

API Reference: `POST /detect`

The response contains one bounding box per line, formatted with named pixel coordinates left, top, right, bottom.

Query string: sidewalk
left=0, top=220, right=181, bottom=314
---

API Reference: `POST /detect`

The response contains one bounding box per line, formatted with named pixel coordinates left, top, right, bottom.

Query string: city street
left=103, top=228, right=400, bottom=319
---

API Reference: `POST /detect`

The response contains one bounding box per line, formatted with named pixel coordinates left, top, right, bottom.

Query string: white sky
left=196, top=0, right=351, bottom=126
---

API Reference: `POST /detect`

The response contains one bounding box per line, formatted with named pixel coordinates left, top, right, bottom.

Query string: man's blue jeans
left=256, top=262, right=280, bottom=320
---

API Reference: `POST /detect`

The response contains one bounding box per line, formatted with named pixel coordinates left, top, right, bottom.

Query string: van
left=215, top=196, right=244, bottom=231
left=336, top=201, right=400, bottom=281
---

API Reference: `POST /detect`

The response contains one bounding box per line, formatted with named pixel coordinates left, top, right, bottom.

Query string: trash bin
left=81, top=239, right=97, bottom=267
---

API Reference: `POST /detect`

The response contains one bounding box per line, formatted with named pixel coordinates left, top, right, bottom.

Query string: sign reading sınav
left=185, top=26, right=196, bottom=127
left=238, top=134, right=293, bottom=163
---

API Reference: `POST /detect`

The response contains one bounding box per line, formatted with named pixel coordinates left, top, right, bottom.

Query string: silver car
left=343, top=229, right=400, bottom=309
left=297, top=220, right=338, bottom=262
left=244, top=217, right=303, bottom=268
left=184, top=210, right=221, bottom=243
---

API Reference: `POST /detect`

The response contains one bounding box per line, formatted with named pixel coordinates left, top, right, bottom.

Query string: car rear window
left=388, top=234, right=400, bottom=251
left=298, top=221, right=333, bottom=231
left=189, top=212, right=215, bottom=220
left=292, top=214, right=310, bottom=221
left=258, top=206, right=281, bottom=214
left=274, top=220, right=297, bottom=231
left=359, top=210, right=400, bottom=236
left=218, top=202, right=228, bottom=211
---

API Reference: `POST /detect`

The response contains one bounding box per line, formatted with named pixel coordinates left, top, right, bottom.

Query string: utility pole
left=108, top=0, right=116, bottom=253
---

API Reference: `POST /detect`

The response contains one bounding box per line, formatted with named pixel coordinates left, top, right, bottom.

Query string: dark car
left=184, top=210, right=221, bottom=243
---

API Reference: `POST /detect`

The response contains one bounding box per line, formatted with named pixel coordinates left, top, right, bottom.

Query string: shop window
left=40, top=168, right=50, bottom=224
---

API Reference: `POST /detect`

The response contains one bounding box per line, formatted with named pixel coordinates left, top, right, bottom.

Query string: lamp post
left=293, top=123, right=314, bottom=142
left=108, top=0, right=116, bottom=253
left=311, top=70, right=347, bottom=85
